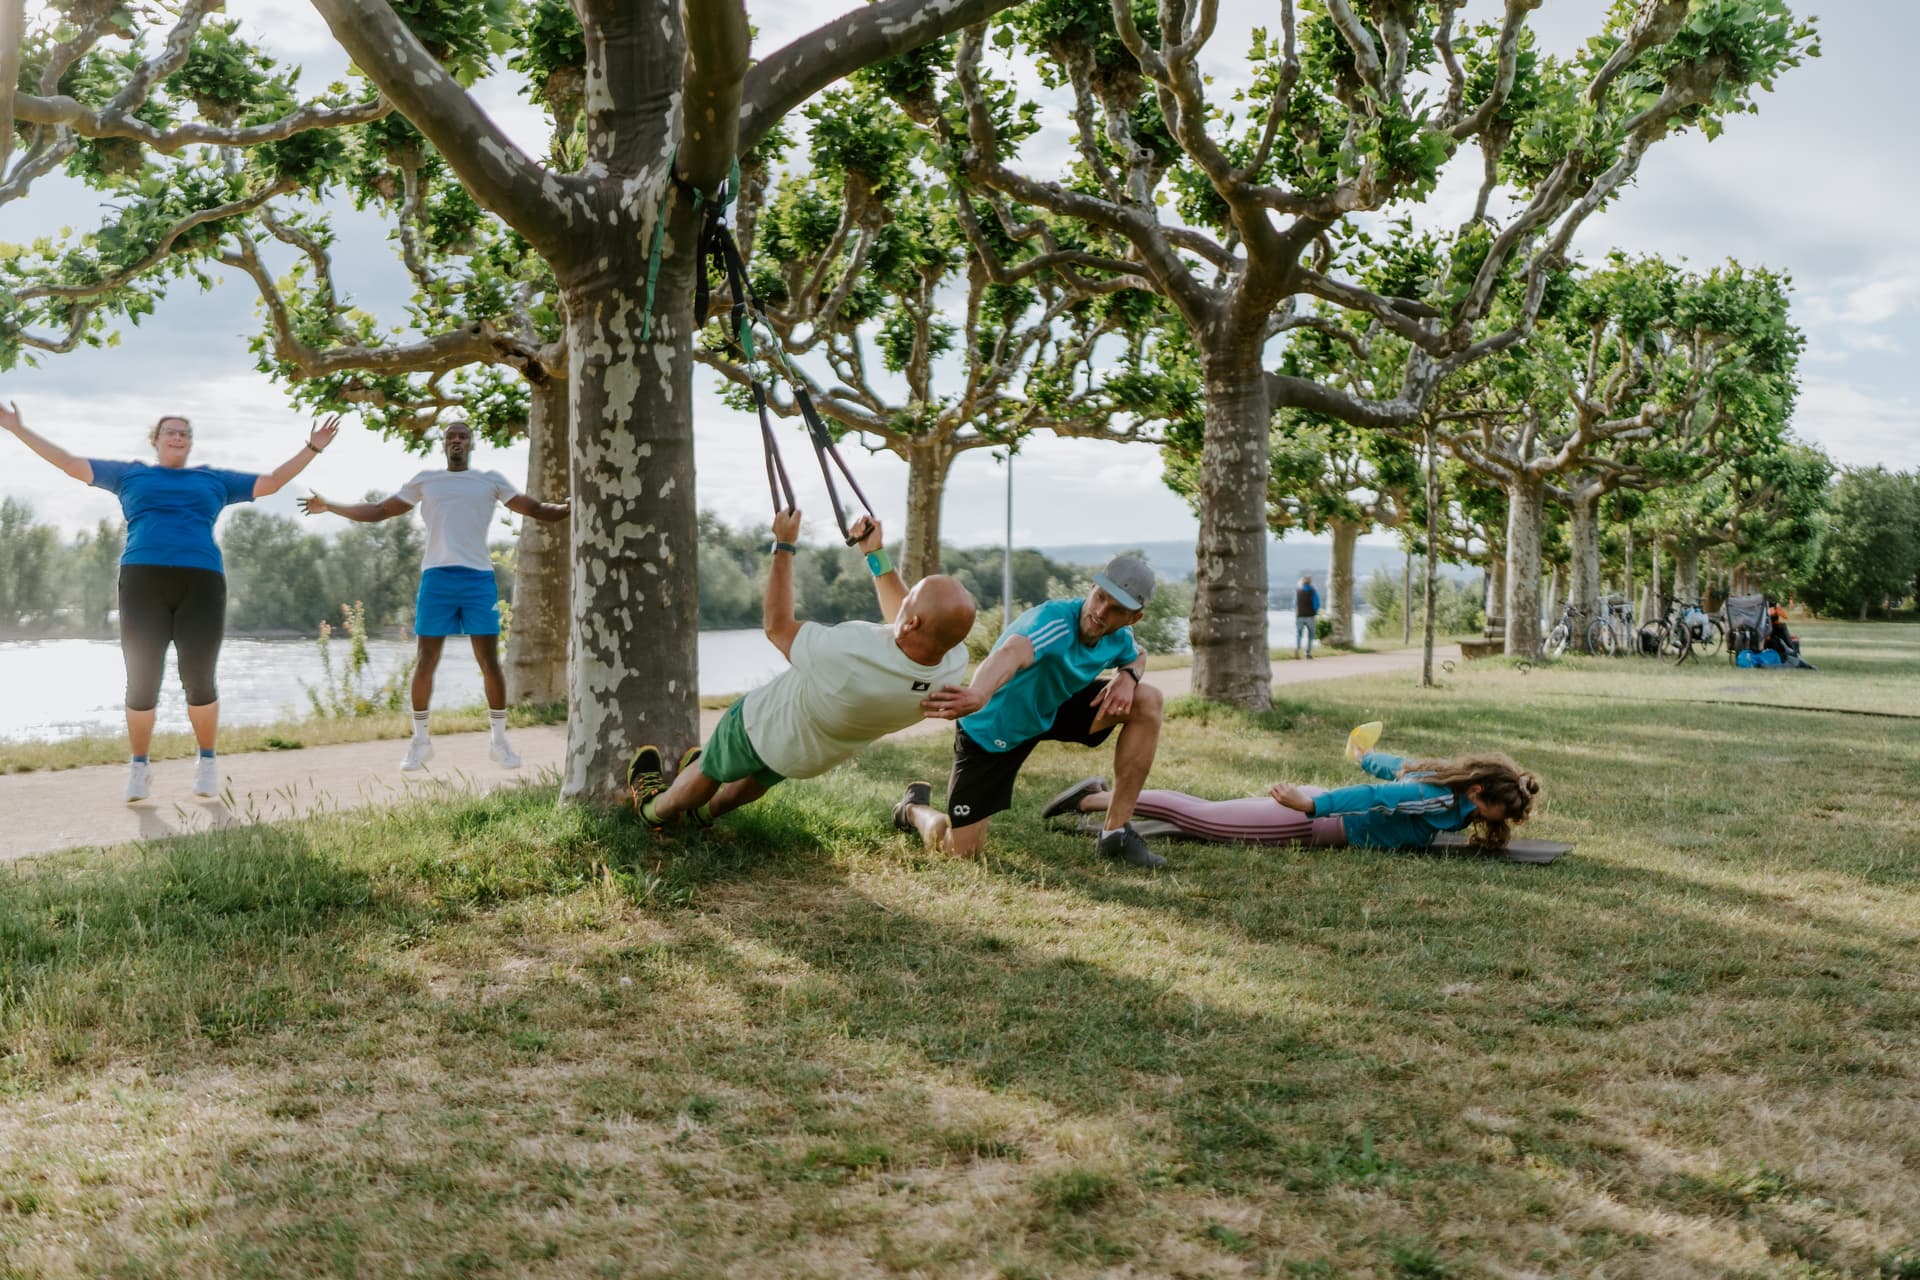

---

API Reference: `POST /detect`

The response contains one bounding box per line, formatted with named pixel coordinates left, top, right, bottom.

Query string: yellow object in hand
left=1346, top=721, right=1384, bottom=763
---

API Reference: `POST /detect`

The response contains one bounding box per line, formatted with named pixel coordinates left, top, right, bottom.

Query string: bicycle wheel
left=1586, top=618, right=1618, bottom=657
left=1694, top=618, right=1725, bottom=659
left=1547, top=622, right=1572, bottom=658
left=1661, top=622, right=1692, bottom=665
left=1637, top=622, right=1666, bottom=659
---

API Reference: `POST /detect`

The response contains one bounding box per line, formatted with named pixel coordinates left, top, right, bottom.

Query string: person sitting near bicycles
left=1765, top=599, right=1816, bottom=669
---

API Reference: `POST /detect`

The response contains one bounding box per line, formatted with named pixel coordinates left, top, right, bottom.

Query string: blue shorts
left=416, top=566, right=501, bottom=637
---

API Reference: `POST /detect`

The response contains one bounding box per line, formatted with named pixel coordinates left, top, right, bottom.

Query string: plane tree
left=701, top=72, right=1184, bottom=584
left=910, top=0, right=1815, bottom=707
left=1432, top=256, right=1801, bottom=655
left=2, top=0, right=1031, bottom=802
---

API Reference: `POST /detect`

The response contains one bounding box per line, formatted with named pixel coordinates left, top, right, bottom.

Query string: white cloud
left=1794, top=377, right=1920, bottom=472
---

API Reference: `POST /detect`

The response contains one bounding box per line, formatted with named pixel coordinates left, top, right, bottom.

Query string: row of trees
left=1, top=0, right=1821, bottom=800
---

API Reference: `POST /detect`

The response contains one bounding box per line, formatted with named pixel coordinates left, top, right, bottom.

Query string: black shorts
left=947, top=680, right=1117, bottom=827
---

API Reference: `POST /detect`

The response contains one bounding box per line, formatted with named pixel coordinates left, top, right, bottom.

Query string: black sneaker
left=1040, top=776, right=1109, bottom=822
left=893, top=781, right=932, bottom=834
left=627, top=745, right=667, bottom=825
left=1098, top=823, right=1166, bottom=870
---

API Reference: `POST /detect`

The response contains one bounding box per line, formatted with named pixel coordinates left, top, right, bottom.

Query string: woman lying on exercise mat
left=1045, top=744, right=1541, bottom=851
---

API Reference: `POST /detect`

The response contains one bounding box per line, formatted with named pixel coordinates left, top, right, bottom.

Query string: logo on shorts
left=952, top=804, right=971, bottom=816
left=912, top=680, right=930, bottom=692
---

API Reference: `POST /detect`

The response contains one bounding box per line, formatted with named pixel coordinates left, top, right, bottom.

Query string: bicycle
left=1545, top=601, right=1590, bottom=657
left=1640, top=594, right=1720, bottom=665
left=1585, top=594, right=1635, bottom=658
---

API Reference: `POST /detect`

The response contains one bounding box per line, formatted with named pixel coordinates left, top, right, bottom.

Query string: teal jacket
left=1310, top=752, right=1475, bottom=849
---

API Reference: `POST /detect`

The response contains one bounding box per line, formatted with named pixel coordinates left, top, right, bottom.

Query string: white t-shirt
left=743, top=620, right=968, bottom=779
left=393, top=469, right=520, bottom=571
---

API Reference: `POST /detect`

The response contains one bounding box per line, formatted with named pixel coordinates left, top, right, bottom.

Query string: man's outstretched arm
left=300, top=494, right=413, bottom=522
left=849, top=516, right=908, bottom=623
left=763, top=507, right=804, bottom=659
left=506, top=493, right=571, bottom=523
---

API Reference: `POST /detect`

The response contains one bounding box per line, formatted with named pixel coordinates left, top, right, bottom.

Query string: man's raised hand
left=850, top=515, right=885, bottom=555
left=772, top=507, right=803, bottom=544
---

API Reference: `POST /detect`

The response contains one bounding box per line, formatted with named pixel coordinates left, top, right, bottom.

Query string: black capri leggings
left=118, top=565, right=228, bottom=711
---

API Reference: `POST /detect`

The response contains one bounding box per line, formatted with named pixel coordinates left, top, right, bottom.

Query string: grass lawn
left=2, top=622, right=1916, bottom=1277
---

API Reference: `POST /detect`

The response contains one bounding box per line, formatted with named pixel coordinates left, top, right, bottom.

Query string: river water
left=0, top=609, right=1362, bottom=743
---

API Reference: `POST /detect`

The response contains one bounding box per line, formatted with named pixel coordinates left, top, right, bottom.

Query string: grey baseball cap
left=1094, top=554, right=1156, bottom=611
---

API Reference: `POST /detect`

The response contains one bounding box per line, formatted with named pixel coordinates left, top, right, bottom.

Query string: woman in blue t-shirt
left=1, top=401, right=339, bottom=802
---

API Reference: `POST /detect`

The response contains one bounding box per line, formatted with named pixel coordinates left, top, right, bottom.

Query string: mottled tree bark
left=1673, top=542, right=1703, bottom=602
left=1189, top=348, right=1273, bottom=708
left=1567, top=489, right=1602, bottom=622
left=506, top=372, right=571, bottom=705
left=1504, top=475, right=1547, bottom=658
left=1326, top=518, right=1362, bottom=647
left=900, top=437, right=957, bottom=585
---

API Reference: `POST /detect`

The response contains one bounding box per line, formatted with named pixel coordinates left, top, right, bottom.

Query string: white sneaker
left=192, top=755, right=219, bottom=797
left=489, top=737, right=522, bottom=769
left=401, top=738, right=435, bottom=772
left=124, top=761, right=152, bottom=803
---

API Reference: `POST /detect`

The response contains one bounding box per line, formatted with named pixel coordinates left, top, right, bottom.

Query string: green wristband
left=865, top=548, right=893, bottom=577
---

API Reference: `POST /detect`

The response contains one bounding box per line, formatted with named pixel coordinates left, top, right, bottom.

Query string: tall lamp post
left=1000, top=448, right=1015, bottom=636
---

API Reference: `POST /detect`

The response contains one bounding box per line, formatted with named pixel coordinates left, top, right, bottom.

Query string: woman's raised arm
left=0, top=400, right=92, bottom=483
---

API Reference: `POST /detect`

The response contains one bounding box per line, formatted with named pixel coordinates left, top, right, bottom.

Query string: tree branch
left=739, top=0, right=1029, bottom=155
left=306, top=0, right=572, bottom=262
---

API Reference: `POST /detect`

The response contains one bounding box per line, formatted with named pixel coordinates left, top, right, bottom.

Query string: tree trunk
left=1401, top=549, right=1412, bottom=644
left=1327, top=518, right=1362, bottom=647
left=1189, top=347, right=1272, bottom=708
left=1567, top=489, right=1602, bottom=621
left=506, top=373, right=573, bottom=705
left=562, top=262, right=702, bottom=804
left=1487, top=555, right=1507, bottom=637
left=900, top=437, right=956, bottom=585
left=1504, top=475, right=1546, bottom=658
left=1674, top=543, right=1702, bottom=602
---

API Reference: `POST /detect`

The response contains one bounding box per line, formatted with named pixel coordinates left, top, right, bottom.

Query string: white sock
left=488, top=709, right=508, bottom=739
left=412, top=710, right=430, bottom=740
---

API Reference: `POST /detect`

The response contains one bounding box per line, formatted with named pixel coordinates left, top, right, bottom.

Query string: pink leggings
left=1131, top=786, right=1348, bottom=848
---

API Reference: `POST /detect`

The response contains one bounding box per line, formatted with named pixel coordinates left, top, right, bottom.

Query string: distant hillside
left=1032, top=538, right=1480, bottom=603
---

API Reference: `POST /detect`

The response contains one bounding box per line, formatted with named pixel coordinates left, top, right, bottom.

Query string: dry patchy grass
left=1, top=624, right=1917, bottom=1277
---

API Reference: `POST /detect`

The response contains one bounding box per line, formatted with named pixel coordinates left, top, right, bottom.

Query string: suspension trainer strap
left=754, top=380, right=796, bottom=514
left=695, top=168, right=876, bottom=542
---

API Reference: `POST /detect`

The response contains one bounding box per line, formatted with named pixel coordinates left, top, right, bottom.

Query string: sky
left=1, top=0, right=1911, bottom=558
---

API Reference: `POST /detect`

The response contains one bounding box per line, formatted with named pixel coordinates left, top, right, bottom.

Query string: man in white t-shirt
left=629, top=508, right=975, bottom=829
left=300, top=420, right=569, bottom=770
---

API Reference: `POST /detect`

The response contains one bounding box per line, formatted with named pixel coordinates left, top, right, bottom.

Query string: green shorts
left=700, top=700, right=785, bottom=789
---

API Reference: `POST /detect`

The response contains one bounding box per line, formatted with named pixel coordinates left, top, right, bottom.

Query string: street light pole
left=1001, top=449, right=1015, bottom=636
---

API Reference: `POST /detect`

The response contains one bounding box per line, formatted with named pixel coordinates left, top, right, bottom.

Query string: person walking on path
left=627, top=510, right=975, bottom=828
left=1, top=401, right=338, bottom=802
left=898, top=554, right=1169, bottom=869
left=1294, top=573, right=1321, bottom=659
left=299, top=420, right=568, bottom=771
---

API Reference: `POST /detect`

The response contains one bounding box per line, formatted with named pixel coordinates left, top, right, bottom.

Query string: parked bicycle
left=1545, top=601, right=1590, bottom=657
left=1639, top=594, right=1723, bottom=665
left=1586, top=594, right=1636, bottom=657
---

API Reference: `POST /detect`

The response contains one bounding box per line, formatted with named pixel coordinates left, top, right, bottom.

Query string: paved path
left=0, top=645, right=1456, bottom=863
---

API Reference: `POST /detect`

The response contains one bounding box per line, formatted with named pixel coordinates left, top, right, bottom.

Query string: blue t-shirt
left=960, top=598, right=1139, bottom=752
left=88, top=460, right=258, bottom=574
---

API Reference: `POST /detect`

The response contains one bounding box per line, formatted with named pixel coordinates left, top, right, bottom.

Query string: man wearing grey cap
left=897, top=554, right=1168, bottom=869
